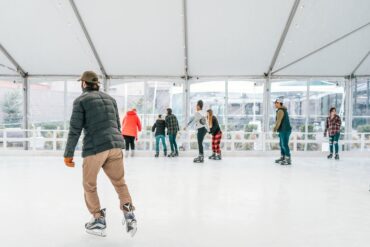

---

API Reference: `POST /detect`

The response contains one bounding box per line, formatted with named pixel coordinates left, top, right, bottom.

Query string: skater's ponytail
left=207, top=109, right=213, bottom=128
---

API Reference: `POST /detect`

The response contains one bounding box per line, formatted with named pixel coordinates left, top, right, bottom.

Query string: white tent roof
left=0, top=0, right=369, bottom=79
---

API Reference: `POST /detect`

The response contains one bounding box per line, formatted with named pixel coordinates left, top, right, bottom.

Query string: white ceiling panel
left=274, top=27, right=370, bottom=76
left=74, top=0, right=184, bottom=76
left=0, top=0, right=99, bottom=75
left=275, top=0, right=370, bottom=74
left=187, top=0, right=295, bottom=75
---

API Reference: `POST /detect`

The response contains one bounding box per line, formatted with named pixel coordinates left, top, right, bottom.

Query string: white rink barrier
left=0, top=129, right=369, bottom=152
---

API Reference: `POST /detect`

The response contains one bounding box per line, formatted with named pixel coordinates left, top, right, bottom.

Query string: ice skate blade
left=86, top=229, right=107, bottom=237
left=123, top=219, right=138, bottom=237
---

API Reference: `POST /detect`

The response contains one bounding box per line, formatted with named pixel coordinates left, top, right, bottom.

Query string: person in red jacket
left=122, top=108, right=142, bottom=157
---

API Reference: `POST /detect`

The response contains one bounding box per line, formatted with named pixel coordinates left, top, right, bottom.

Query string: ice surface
left=1, top=155, right=370, bottom=247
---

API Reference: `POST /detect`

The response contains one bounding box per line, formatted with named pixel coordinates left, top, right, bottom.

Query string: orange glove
left=64, top=157, right=75, bottom=168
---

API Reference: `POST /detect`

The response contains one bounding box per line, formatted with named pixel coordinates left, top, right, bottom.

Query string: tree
left=2, top=90, right=23, bottom=128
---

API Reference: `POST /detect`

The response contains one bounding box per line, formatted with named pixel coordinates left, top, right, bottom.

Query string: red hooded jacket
left=122, top=111, right=142, bottom=138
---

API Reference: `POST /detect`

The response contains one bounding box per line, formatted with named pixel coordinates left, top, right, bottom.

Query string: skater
left=122, top=108, right=142, bottom=157
left=324, top=107, right=342, bottom=160
left=184, top=100, right=209, bottom=163
left=152, top=114, right=167, bottom=157
left=165, top=108, right=180, bottom=157
left=273, top=98, right=292, bottom=165
left=207, top=109, right=222, bottom=160
left=63, top=71, right=137, bottom=237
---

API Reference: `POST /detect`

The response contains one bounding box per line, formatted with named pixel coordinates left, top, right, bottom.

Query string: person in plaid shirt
left=324, top=107, right=342, bottom=160
left=165, top=108, right=180, bottom=157
left=207, top=109, right=222, bottom=160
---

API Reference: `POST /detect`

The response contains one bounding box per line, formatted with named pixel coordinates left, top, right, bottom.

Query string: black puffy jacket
left=64, top=89, right=125, bottom=158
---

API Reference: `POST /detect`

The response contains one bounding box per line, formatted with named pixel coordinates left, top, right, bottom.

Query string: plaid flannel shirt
left=165, top=114, right=179, bottom=135
left=325, top=115, right=341, bottom=136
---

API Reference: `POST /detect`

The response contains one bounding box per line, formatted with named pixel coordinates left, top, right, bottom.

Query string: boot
left=335, top=154, right=339, bottom=160
left=173, top=150, right=179, bottom=157
left=122, top=203, right=137, bottom=237
left=155, top=153, right=159, bottom=158
left=131, top=150, right=135, bottom=157
left=164, top=150, right=167, bottom=157
left=193, top=155, right=204, bottom=163
left=214, top=153, right=222, bottom=160
left=280, top=156, right=291, bottom=165
left=275, top=156, right=284, bottom=163
left=209, top=152, right=216, bottom=159
left=85, top=208, right=107, bottom=237
left=327, top=153, right=333, bottom=159
left=168, top=152, right=174, bottom=157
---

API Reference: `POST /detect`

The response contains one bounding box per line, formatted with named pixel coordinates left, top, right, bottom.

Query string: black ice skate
left=193, top=155, right=204, bottom=163
left=327, top=153, right=333, bottom=159
left=275, top=156, right=284, bottom=163
left=335, top=154, right=339, bottom=160
left=168, top=152, right=174, bottom=157
left=85, top=208, right=107, bottom=237
left=173, top=150, right=179, bottom=157
left=214, top=154, right=222, bottom=160
left=164, top=150, right=167, bottom=157
left=122, top=203, right=137, bottom=237
left=279, top=157, right=291, bottom=166
left=209, top=153, right=216, bottom=159
left=155, top=153, right=159, bottom=158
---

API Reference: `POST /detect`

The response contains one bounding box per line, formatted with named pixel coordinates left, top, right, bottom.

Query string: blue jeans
left=329, top=132, right=340, bottom=154
left=279, top=131, right=291, bottom=157
left=168, top=134, right=178, bottom=153
left=155, top=135, right=167, bottom=154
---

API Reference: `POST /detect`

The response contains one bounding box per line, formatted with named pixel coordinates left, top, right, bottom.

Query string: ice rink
left=1, top=155, right=370, bottom=247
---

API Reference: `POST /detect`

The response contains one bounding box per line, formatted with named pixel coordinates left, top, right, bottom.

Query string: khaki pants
left=83, top=148, right=133, bottom=218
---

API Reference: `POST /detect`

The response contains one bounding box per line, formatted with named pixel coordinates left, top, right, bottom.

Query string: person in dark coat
left=64, top=71, right=137, bottom=237
left=152, top=114, right=167, bottom=157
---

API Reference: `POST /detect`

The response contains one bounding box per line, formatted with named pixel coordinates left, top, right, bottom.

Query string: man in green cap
left=64, top=71, right=137, bottom=237
left=273, top=98, right=292, bottom=165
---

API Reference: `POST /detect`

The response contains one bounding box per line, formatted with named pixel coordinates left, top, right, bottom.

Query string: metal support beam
left=23, top=77, right=30, bottom=150
left=69, top=0, right=108, bottom=79
left=344, top=76, right=353, bottom=151
left=352, top=51, right=370, bottom=76
left=0, top=43, right=27, bottom=78
left=267, top=0, right=300, bottom=75
left=182, top=0, right=190, bottom=125
left=273, top=22, right=370, bottom=75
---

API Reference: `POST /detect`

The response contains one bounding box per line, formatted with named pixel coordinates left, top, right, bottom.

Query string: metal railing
left=0, top=128, right=369, bottom=152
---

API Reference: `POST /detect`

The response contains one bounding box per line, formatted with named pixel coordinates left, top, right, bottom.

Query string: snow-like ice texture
left=1, top=155, right=370, bottom=247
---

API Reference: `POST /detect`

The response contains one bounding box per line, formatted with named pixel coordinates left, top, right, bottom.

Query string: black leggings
left=123, top=135, right=135, bottom=151
left=197, top=127, right=207, bottom=155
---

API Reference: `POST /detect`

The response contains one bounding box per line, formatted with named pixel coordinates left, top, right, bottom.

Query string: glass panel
left=0, top=80, right=24, bottom=129
left=227, top=80, right=263, bottom=132
left=353, top=78, right=370, bottom=133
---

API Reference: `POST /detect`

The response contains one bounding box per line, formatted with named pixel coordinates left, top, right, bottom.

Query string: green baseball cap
left=78, top=71, right=100, bottom=84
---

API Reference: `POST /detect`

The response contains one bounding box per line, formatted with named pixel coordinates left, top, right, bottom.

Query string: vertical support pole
left=262, top=75, right=271, bottom=151
left=224, top=79, right=229, bottom=132
left=304, top=79, right=310, bottom=151
left=344, top=76, right=353, bottom=151
left=23, top=76, right=30, bottom=150
left=103, top=77, right=109, bottom=93
left=63, top=80, right=68, bottom=130
left=224, top=79, right=229, bottom=152
left=143, top=80, right=148, bottom=151
left=182, top=0, right=190, bottom=127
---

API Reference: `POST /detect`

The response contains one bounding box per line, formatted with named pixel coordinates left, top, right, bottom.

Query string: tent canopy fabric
left=0, top=0, right=369, bottom=79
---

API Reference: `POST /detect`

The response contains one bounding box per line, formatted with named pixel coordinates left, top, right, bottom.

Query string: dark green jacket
left=64, top=89, right=125, bottom=158
left=275, top=107, right=292, bottom=133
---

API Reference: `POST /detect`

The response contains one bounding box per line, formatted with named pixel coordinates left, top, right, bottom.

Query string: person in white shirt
left=184, top=100, right=209, bottom=163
